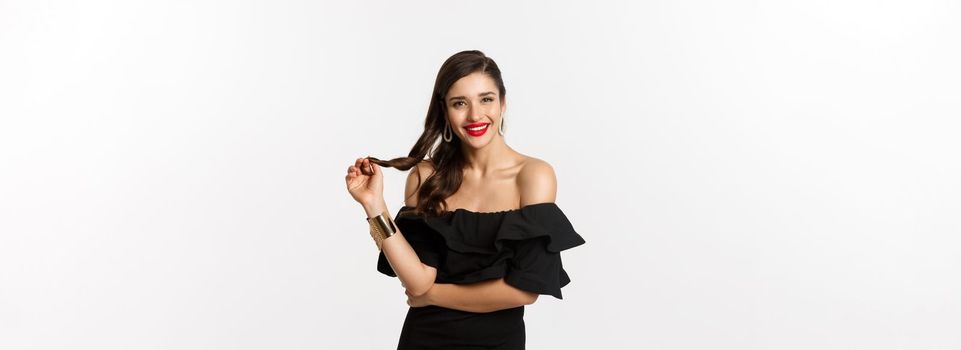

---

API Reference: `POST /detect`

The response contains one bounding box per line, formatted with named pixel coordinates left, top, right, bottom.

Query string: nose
left=467, top=103, right=485, bottom=122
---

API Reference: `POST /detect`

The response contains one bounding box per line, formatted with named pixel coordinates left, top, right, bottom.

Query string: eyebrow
left=448, top=91, right=496, bottom=101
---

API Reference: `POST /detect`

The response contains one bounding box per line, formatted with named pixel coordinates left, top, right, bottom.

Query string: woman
left=344, top=50, right=586, bottom=349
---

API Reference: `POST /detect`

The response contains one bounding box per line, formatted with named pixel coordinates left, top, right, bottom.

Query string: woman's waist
left=400, top=305, right=525, bottom=347
left=405, top=304, right=524, bottom=324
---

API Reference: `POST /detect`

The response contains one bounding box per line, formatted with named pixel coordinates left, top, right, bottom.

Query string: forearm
left=365, top=200, right=435, bottom=295
left=427, top=278, right=536, bottom=313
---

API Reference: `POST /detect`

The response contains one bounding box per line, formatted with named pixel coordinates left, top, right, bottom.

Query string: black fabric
left=397, top=305, right=526, bottom=350
left=376, top=202, right=586, bottom=349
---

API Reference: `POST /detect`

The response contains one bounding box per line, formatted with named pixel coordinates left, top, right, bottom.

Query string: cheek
left=447, top=110, right=466, bottom=122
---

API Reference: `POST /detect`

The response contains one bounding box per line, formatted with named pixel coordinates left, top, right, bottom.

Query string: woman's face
left=444, top=72, right=506, bottom=148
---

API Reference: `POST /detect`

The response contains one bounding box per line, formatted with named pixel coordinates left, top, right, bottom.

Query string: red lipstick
left=464, top=122, right=490, bottom=137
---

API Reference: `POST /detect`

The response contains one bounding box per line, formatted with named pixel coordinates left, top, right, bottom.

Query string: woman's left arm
left=408, top=278, right=537, bottom=313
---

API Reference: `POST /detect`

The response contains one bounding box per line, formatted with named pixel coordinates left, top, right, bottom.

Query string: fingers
left=349, top=156, right=379, bottom=177
left=357, top=157, right=373, bottom=176
left=349, top=157, right=367, bottom=175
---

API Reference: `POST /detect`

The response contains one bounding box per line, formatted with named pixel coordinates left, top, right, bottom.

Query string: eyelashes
left=452, top=97, right=494, bottom=107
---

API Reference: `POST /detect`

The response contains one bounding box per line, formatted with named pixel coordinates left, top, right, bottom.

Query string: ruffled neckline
left=399, top=202, right=558, bottom=216
left=393, top=202, right=585, bottom=255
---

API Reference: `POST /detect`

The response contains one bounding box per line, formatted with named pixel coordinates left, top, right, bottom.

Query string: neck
left=460, top=136, right=516, bottom=177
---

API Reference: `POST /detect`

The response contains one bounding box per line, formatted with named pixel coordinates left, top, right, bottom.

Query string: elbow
left=406, top=282, right=433, bottom=297
left=407, top=287, right=428, bottom=298
left=404, top=265, right=437, bottom=297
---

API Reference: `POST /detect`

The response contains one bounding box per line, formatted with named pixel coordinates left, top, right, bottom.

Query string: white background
left=2, top=1, right=959, bottom=349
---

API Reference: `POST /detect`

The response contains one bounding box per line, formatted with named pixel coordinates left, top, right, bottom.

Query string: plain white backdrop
left=2, top=1, right=959, bottom=349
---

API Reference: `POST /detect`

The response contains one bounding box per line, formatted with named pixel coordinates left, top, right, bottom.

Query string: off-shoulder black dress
left=377, top=202, right=586, bottom=350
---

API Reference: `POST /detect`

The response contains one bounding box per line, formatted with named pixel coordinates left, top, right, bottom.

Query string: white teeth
left=467, top=124, right=488, bottom=131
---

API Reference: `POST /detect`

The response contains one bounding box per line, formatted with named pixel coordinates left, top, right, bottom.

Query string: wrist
left=362, top=199, right=388, bottom=218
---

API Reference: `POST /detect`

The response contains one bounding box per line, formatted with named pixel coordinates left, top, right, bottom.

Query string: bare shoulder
left=415, top=158, right=436, bottom=176
left=404, top=159, right=436, bottom=207
left=516, top=157, right=557, bottom=206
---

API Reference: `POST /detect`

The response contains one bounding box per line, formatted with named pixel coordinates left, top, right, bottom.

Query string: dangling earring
left=498, top=112, right=506, bottom=136
left=443, top=121, right=453, bottom=142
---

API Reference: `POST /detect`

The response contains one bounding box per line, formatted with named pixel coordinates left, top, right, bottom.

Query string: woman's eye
left=452, top=98, right=492, bottom=107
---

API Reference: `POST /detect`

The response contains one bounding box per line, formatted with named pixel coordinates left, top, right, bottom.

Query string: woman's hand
left=345, top=156, right=384, bottom=207
left=406, top=288, right=432, bottom=308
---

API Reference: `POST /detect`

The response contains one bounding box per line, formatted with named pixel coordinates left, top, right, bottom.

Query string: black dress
left=377, top=202, right=586, bottom=350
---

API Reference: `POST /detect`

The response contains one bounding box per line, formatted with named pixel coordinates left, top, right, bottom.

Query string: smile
left=464, top=123, right=490, bottom=137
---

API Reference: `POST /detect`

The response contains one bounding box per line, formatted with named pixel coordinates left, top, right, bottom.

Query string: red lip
left=463, top=123, right=490, bottom=137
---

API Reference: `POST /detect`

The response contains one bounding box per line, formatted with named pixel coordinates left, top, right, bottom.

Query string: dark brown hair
left=366, top=50, right=507, bottom=217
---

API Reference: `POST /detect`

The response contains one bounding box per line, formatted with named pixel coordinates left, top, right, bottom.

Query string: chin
left=464, top=137, right=492, bottom=149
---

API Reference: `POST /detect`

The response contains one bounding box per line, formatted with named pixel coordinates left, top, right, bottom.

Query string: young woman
left=344, top=50, right=586, bottom=350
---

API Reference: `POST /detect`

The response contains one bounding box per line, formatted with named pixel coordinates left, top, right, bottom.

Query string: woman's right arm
left=363, top=198, right=437, bottom=297
left=355, top=159, right=437, bottom=297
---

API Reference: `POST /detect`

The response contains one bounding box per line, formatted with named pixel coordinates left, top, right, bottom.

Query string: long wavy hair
left=366, top=50, right=507, bottom=217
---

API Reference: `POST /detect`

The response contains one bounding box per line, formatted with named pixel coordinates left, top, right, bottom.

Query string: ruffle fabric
left=377, top=202, right=585, bottom=299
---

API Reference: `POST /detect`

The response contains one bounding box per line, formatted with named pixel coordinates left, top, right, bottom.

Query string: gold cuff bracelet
left=367, top=211, right=397, bottom=251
